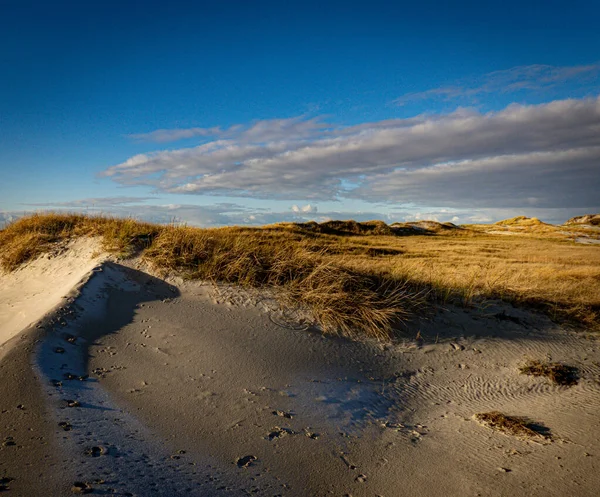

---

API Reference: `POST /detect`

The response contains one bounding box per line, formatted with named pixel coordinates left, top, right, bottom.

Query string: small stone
left=54, top=347, right=65, bottom=354
left=498, top=467, right=512, bottom=473
left=16, top=404, right=26, bottom=410
left=65, top=399, right=81, bottom=408
left=356, top=474, right=367, bottom=483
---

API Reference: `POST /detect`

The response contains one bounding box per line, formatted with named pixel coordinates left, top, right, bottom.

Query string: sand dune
left=0, top=238, right=105, bottom=348
left=1, top=246, right=600, bottom=495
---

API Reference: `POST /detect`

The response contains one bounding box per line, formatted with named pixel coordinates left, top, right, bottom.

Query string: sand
left=1, top=247, right=600, bottom=495
left=0, top=237, right=106, bottom=348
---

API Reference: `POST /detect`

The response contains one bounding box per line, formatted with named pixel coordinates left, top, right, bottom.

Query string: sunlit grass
left=1, top=213, right=599, bottom=335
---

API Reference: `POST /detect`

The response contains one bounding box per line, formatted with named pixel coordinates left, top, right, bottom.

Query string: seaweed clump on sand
left=519, top=359, right=579, bottom=386
left=473, top=411, right=551, bottom=442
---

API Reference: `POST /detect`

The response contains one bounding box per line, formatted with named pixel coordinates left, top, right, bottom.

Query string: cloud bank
left=102, top=96, right=600, bottom=214
left=1, top=203, right=394, bottom=230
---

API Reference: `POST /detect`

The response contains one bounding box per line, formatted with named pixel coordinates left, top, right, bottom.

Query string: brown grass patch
left=473, top=411, right=551, bottom=441
left=519, top=359, right=579, bottom=386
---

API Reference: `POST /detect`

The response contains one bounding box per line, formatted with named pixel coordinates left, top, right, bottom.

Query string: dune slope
left=0, top=239, right=599, bottom=495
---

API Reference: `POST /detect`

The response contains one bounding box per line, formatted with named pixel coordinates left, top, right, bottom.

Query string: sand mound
left=293, top=219, right=465, bottom=237
left=407, top=220, right=462, bottom=232
left=565, top=214, right=600, bottom=226
left=296, top=219, right=396, bottom=236
left=495, top=216, right=549, bottom=227
left=0, top=237, right=105, bottom=347
left=389, top=220, right=463, bottom=234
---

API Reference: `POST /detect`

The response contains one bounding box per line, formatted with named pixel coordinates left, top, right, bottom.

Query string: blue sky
left=1, top=0, right=599, bottom=226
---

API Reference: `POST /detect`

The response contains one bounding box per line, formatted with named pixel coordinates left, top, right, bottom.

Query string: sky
left=1, top=0, right=599, bottom=227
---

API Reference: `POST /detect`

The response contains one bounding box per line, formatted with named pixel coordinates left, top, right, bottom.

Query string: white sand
left=0, top=238, right=105, bottom=347
left=1, top=246, right=600, bottom=495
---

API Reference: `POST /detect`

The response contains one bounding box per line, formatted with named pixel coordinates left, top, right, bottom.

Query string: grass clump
left=519, top=359, right=579, bottom=386
left=473, top=411, right=551, bottom=442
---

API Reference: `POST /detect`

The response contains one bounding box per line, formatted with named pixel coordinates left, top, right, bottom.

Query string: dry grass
left=519, top=359, right=579, bottom=386
left=387, top=235, right=600, bottom=327
left=0, top=214, right=417, bottom=340
left=494, top=216, right=549, bottom=227
left=1, top=213, right=599, bottom=336
left=0, top=213, right=160, bottom=270
left=473, top=411, right=551, bottom=441
left=142, top=224, right=415, bottom=339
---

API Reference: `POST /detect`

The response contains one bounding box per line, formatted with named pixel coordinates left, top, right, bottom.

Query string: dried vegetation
left=1, top=213, right=599, bottom=337
left=519, top=359, right=579, bottom=386
left=473, top=411, right=551, bottom=442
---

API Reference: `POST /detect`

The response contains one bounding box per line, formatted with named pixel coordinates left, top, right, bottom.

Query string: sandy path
left=0, top=322, right=77, bottom=495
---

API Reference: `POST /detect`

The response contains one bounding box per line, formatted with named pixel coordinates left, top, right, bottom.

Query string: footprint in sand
left=71, top=481, right=93, bottom=494
left=236, top=455, right=257, bottom=468
left=84, top=446, right=106, bottom=457
left=0, top=477, right=15, bottom=492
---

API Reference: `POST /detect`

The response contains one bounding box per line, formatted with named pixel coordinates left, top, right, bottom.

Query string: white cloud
left=128, top=127, right=222, bottom=143
left=102, top=96, right=600, bottom=212
left=394, top=63, right=600, bottom=105
left=26, top=196, right=153, bottom=208
left=291, top=204, right=317, bottom=213
left=128, top=115, right=330, bottom=144
left=358, top=146, right=600, bottom=208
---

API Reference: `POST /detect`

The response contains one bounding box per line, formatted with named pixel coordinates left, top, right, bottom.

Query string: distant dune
left=565, top=213, right=600, bottom=226
left=494, top=215, right=549, bottom=226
